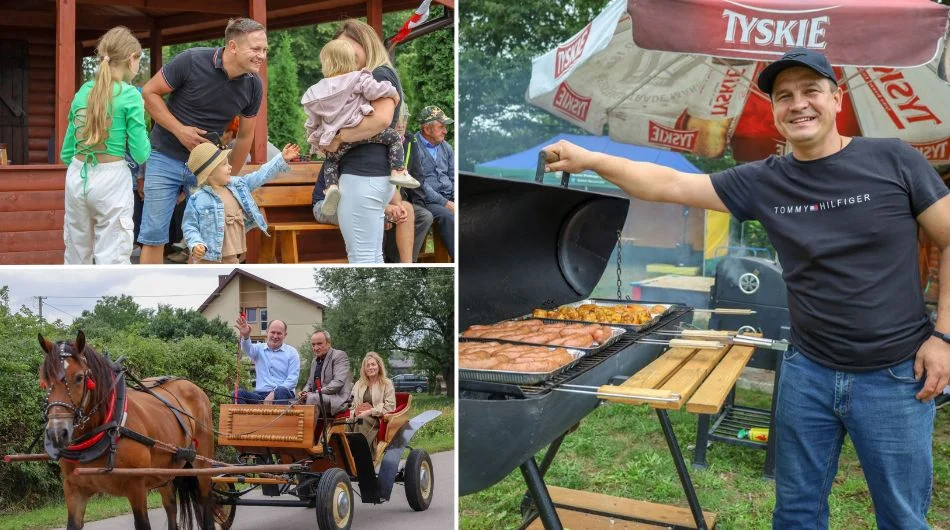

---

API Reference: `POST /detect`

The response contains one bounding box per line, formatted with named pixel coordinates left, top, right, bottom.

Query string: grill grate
left=516, top=306, right=693, bottom=396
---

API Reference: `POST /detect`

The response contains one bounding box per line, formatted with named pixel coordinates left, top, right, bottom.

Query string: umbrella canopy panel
left=527, top=0, right=950, bottom=165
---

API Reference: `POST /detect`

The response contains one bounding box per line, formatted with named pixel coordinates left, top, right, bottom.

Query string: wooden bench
left=243, top=160, right=451, bottom=263
left=243, top=161, right=347, bottom=263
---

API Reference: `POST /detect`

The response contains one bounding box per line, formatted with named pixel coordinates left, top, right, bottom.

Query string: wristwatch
left=932, top=330, right=950, bottom=343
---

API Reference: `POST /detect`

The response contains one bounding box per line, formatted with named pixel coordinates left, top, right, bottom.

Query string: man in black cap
left=545, top=48, right=950, bottom=528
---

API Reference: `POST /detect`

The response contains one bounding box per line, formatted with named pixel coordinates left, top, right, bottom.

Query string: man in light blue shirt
left=233, top=317, right=300, bottom=404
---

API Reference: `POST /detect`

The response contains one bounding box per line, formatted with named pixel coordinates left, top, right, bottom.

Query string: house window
left=241, top=307, right=268, bottom=333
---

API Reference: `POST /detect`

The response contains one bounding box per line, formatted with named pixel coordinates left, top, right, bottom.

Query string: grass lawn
left=460, top=388, right=950, bottom=529
left=0, top=393, right=454, bottom=530
left=404, top=394, right=455, bottom=456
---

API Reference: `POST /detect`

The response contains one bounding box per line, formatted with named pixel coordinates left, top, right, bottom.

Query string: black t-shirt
left=711, top=137, right=948, bottom=370
left=151, top=48, right=263, bottom=161
left=336, top=65, right=403, bottom=177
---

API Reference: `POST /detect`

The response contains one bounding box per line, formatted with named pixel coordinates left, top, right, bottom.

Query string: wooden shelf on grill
left=599, top=336, right=756, bottom=413
left=524, top=486, right=717, bottom=529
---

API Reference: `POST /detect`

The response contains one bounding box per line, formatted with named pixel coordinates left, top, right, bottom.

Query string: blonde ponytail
left=80, top=27, right=142, bottom=148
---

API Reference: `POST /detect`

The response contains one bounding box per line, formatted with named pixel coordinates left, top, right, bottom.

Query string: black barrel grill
left=459, top=172, right=696, bottom=502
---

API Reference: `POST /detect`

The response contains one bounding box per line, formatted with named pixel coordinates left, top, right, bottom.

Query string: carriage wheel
left=315, top=468, right=353, bottom=530
left=211, top=482, right=237, bottom=530
left=405, top=449, right=433, bottom=511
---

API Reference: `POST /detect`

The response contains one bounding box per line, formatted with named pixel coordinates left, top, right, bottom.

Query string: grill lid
left=459, top=172, right=629, bottom=328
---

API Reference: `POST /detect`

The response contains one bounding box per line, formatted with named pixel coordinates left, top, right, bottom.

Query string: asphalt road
left=60, top=451, right=454, bottom=530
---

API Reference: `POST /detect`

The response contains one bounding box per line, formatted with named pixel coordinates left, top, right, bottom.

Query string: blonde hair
left=320, top=39, right=359, bottom=78
left=333, top=19, right=394, bottom=72
left=83, top=26, right=142, bottom=147
left=359, top=351, right=389, bottom=386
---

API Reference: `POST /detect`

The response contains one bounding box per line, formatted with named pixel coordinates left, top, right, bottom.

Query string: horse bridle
left=44, top=344, right=99, bottom=428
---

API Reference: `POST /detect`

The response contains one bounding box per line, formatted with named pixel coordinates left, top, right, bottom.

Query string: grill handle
left=558, top=384, right=680, bottom=405
left=536, top=150, right=572, bottom=188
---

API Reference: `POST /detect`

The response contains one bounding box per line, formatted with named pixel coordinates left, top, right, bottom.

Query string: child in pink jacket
left=301, top=39, right=418, bottom=216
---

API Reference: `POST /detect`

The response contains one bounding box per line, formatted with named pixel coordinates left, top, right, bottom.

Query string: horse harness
left=44, top=352, right=198, bottom=470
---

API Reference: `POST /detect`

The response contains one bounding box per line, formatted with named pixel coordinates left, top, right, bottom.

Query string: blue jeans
left=426, top=203, right=454, bottom=259
left=235, top=386, right=296, bottom=404
left=774, top=347, right=934, bottom=530
left=139, top=151, right=196, bottom=245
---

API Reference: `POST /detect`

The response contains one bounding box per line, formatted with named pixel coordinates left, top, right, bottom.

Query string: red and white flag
left=391, top=0, right=432, bottom=45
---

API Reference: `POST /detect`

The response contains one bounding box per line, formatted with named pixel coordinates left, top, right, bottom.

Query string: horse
left=39, top=331, right=216, bottom=530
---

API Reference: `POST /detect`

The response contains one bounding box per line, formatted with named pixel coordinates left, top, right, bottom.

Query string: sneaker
left=321, top=185, right=341, bottom=216
left=389, top=171, right=420, bottom=189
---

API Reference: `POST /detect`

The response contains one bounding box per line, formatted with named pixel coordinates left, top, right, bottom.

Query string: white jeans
left=64, top=159, right=134, bottom=264
left=337, top=173, right=394, bottom=263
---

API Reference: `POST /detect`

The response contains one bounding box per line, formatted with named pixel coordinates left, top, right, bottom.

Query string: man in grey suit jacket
left=300, top=330, right=353, bottom=415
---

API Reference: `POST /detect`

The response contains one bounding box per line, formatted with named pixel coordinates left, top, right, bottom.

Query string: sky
left=0, top=265, right=327, bottom=324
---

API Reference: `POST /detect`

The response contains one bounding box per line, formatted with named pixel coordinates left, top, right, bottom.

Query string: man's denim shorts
left=138, top=150, right=197, bottom=246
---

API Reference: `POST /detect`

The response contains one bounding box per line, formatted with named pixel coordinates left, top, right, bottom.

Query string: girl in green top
left=60, top=26, right=150, bottom=264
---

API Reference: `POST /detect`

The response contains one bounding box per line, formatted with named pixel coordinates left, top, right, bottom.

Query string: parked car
left=392, top=373, right=429, bottom=393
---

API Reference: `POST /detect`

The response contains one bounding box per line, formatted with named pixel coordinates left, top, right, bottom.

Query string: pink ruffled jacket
left=301, top=70, right=398, bottom=149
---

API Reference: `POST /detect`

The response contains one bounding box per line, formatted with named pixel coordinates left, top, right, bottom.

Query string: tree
left=314, top=268, right=455, bottom=395
left=146, top=305, right=236, bottom=344
left=460, top=0, right=610, bottom=171
left=70, top=295, right=151, bottom=337
left=266, top=31, right=309, bottom=148
left=394, top=5, right=455, bottom=144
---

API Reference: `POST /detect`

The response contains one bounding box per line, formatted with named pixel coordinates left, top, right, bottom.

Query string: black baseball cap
left=757, top=48, right=838, bottom=96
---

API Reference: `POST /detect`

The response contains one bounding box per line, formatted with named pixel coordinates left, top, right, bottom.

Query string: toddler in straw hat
left=182, top=142, right=299, bottom=263
left=301, top=39, right=419, bottom=217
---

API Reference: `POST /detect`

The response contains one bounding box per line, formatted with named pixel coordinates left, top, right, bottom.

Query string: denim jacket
left=182, top=155, right=289, bottom=262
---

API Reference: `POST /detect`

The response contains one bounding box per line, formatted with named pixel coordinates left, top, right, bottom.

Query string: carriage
left=5, top=332, right=441, bottom=530
left=210, top=394, right=441, bottom=530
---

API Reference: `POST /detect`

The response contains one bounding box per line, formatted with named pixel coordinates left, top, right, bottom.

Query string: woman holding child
left=305, top=19, right=410, bottom=263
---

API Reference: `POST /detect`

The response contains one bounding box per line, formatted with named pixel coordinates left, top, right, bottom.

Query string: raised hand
left=282, top=143, right=300, bottom=162
left=234, top=314, right=251, bottom=338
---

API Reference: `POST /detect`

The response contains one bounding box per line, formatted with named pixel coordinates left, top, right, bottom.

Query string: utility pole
left=36, top=296, right=47, bottom=319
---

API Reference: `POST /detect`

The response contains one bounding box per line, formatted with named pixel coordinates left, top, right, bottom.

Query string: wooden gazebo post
left=54, top=0, right=76, bottom=160
left=150, top=24, right=163, bottom=77
left=367, top=0, right=383, bottom=36
left=250, top=0, right=268, bottom=164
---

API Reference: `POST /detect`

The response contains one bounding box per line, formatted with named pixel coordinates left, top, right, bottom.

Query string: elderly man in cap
left=411, top=105, right=455, bottom=260
left=545, top=48, right=950, bottom=529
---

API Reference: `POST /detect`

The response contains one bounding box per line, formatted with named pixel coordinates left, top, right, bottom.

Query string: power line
left=41, top=302, right=78, bottom=320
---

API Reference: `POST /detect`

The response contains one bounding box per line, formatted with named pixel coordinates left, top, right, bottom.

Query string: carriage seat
left=378, top=392, right=412, bottom=443
left=313, top=409, right=351, bottom=439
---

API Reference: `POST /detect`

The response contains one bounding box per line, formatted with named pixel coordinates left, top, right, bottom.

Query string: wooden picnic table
left=525, top=338, right=756, bottom=530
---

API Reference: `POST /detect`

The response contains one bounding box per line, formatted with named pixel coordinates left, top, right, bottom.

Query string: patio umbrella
left=526, top=0, right=950, bottom=164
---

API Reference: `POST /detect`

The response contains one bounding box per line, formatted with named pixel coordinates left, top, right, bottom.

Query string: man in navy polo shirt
left=138, top=18, right=266, bottom=264
left=545, top=48, right=950, bottom=529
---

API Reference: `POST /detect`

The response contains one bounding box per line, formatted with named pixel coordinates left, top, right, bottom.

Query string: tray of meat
left=528, top=299, right=676, bottom=331
left=458, top=342, right=585, bottom=385
left=460, top=319, right=625, bottom=353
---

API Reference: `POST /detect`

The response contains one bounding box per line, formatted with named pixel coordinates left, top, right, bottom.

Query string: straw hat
left=187, top=143, right=232, bottom=183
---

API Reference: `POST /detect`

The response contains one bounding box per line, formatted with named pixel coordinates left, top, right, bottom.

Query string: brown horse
left=39, top=331, right=215, bottom=530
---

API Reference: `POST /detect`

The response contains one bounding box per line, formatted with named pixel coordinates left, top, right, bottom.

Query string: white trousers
left=337, top=173, right=395, bottom=264
left=64, top=159, right=134, bottom=265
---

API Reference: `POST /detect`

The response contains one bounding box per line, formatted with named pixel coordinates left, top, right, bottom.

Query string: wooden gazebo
left=0, top=0, right=453, bottom=264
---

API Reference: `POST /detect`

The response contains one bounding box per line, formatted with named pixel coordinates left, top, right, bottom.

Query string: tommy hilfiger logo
left=773, top=193, right=872, bottom=215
